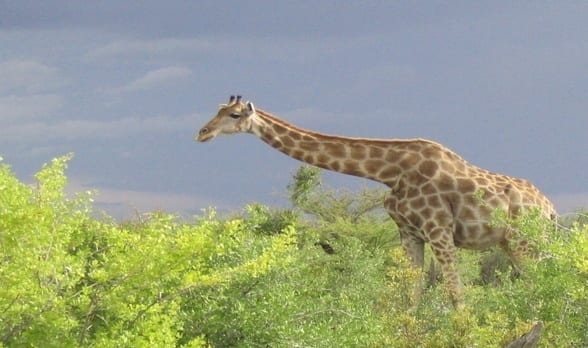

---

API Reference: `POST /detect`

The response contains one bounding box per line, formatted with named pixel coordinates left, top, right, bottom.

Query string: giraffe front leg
left=399, top=228, right=425, bottom=306
left=400, top=228, right=425, bottom=268
left=429, top=233, right=464, bottom=308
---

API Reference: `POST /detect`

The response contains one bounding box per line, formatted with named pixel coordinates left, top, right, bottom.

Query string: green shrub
left=0, top=155, right=296, bottom=346
left=1, top=157, right=586, bottom=347
left=379, top=209, right=588, bottom=347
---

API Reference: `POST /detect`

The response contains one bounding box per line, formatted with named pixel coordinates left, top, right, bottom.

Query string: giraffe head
left=196, top=95, right=257, bottom=142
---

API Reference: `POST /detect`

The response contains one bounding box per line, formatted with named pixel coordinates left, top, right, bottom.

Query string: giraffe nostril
left=199, top=128, right=209, bottom=135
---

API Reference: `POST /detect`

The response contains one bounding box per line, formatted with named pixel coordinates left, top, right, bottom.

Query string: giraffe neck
left=251, top=109, right=431, bottom=187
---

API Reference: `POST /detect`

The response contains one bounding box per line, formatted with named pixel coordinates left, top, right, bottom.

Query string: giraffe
left=196, top=95, right=557, bottom=307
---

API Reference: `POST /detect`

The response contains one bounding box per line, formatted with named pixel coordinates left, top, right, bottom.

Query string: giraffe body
left=197, top=96, right=556, bottom=307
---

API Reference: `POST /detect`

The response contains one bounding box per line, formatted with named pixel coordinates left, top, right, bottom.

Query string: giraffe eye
left=229, top=113, right=241, bottom=119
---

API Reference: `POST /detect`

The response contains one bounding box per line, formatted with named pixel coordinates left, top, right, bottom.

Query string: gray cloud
left=107, top=66, right=193, bottom=94
left=85, top=38, right=213, bottom=62
left=0, top=94, right=64, bottom=121
left=66, top=177, right=216, bottom=220
left=85, top=36, right=375, bottom=66
left=0, top=60, right=65, bottom=93
left=1, top=114, right=196, bottom=142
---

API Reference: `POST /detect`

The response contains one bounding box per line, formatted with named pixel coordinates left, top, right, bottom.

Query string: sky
left=1, top=1, right=587, bottom=219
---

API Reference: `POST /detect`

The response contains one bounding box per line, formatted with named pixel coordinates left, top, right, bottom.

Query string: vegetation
left=0, top=156, right=586, bottom=347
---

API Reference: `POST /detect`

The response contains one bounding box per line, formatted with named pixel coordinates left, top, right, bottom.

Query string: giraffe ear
left=246, top=102, right=256, bottom=116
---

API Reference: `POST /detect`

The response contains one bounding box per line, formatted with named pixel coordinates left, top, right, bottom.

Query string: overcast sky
left=1, top=1, right=587, bottom=219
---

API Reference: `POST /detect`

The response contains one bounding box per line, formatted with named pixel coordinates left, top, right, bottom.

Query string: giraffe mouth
left=196, top=128, right=214, bottom=142
left=196, top=133, right=213, bottom=142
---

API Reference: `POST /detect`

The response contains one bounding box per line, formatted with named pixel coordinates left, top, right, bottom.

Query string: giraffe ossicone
left=196, top=95, right=557, bottom=308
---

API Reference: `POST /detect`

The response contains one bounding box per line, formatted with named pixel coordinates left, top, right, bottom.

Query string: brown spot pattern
left=248, top=109, right=556, bottom=308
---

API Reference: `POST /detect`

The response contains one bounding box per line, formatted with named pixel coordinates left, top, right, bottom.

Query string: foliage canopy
left=0, top=157, right=586, bottom=347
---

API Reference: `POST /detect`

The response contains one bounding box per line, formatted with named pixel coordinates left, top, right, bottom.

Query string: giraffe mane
left=255, top=108, right=447, bottom=148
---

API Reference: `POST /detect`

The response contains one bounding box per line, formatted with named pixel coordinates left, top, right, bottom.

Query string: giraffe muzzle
left=196, top=127, right=212, bottom=142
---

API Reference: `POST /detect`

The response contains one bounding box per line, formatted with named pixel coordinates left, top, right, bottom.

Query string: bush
left=379, top=209, right=588, bottom=347
left=0, top=155, right=296, bottom=346
left=1, top=157, right=586, bottom=347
